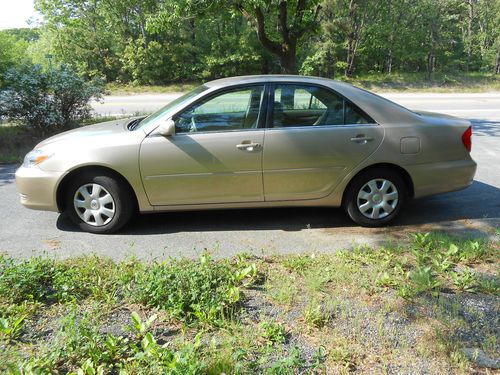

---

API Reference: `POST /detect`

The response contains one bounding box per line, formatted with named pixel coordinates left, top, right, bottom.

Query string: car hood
left=35, top=118, right=136, bottom=149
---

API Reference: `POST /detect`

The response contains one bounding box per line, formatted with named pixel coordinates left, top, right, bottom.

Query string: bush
left=0, top=63, right=104, bottom=136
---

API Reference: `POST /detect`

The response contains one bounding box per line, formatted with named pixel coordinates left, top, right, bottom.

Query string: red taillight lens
left=462, top=126, right=472, bottom=152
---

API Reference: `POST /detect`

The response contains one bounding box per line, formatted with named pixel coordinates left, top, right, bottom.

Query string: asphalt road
left=92, top=92, right=500, bottom=122
left=0, top=93, right=499, bottom=260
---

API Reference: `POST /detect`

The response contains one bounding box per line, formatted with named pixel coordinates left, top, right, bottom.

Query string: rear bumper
left=15, top=166, right=63, bottom=212
left=406, top=159, right=477, bottom=199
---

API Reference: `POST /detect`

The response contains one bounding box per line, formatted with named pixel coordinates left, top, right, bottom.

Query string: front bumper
left=15, top=166, right=64, bottom=212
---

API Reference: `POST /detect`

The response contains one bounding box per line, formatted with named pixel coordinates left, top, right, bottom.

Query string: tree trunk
left=386, top=35, right=393, bottom=74
left=386, top=53, right=393, bottom=74
left=465, top=0, right=475, bottom=72
left=495, top=47, right=500, bottom=74
left=326, top=49, right=335, bottom=78
left=427, top=25, right=437, bottom=80
left=137, top=5, right=148, bottom=47
left=344, top=0, right=364, bottom=77
left=239, top=3, right=320, bottom=76
left=278, top=42, right=298, bottom=74
left=427, top=52, right=435, bottom=80
left=189, top=19, right=197, bottom=63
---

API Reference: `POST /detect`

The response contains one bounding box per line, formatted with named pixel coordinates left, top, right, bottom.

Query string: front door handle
left=236, top=142, right=261, bottom=151
left=350, top=135, right=374, bottom=143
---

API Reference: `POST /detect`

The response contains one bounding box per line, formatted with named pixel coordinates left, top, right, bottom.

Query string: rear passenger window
left=345, top=102, right=372, bottom=124
left=271, top=84, right=375, bottom=128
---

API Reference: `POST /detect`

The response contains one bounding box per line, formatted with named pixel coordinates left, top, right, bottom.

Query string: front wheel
left=343, top=168, right=407, bottom=227
left=64, top=173, right=134, bottom=234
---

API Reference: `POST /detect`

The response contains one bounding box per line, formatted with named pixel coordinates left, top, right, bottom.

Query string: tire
left=64, top=172, right=134, bottom=234
left=343, top=168, right=407, bottom=227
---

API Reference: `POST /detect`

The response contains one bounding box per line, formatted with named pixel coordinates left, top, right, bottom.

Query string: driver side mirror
left=158, top=119, right=176, bottom=136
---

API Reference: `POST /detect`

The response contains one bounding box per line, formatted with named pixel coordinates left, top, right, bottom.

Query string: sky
left=0, top=0, right=42, bottom=30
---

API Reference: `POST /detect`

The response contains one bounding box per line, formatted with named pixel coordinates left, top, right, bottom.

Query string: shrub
left=0, top=63, right=104, bottom=136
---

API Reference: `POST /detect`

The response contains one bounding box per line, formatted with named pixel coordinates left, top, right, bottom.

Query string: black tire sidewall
left=344, top=168, right=407, bottom=227
left=64, top=173, right=133, bottom=234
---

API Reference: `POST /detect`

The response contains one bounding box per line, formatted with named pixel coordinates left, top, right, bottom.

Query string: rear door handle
left=236, top=142, right=261, bottom=151
left=350, top=135, right=374, bottom=143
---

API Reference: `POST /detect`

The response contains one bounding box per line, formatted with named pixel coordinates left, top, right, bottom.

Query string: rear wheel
left=343, top=168, right=407, bottom=227
left=64, top=173, right=133, bottom=234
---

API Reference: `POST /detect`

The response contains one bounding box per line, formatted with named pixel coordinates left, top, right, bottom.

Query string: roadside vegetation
left=0, top=115, right=129, bottom=164
left=0, top=63, right=108, bottom=164
left=1, top=232, right=498, bottom=374
left=106, top=72, right=500, bottom=96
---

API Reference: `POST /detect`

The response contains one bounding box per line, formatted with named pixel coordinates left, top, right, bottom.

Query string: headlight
left=23, top=149, right=54, bottom=167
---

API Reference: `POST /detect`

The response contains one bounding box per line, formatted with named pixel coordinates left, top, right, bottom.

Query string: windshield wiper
left=127, top=118, right=140, bottom=130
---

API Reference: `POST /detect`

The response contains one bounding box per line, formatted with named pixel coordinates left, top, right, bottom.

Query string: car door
left=263, top=83, right=384, bottom=201
left=140, top=85, right=266, bottom=206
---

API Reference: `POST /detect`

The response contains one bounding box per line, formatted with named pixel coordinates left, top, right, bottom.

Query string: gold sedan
left=16, top=75, right=476, bottom=233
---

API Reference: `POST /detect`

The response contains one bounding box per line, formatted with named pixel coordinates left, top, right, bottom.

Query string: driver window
left=175, top=86, right=264, bottom=133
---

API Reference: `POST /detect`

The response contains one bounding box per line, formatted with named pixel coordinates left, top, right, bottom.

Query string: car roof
left=205, top=75, right=421, bottom=125
left=205, top=74, right=337, bottom=88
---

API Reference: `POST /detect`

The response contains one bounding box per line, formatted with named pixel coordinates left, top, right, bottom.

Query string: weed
left=305, top=269, right=332, bottom=292
left=303, top=299, right=331, bottom=328
left=282, top=254, right=315, bottom=274
left=266, top=346, right=306, bottom=374
left=0, top=314, right=25, bottom=342
left=477, top=277, right=500, bottom=295
left=0, top=256, right=57, bottom=303
left=376, top=271, right=400, bottom=288
left=0, top=256, right=122, bottom=304
left=330, top=343, right=357, bottom=371
left=73, top=359, right=105, bottom=375
left=0, top=234, right=497, bottom=373
left=411, top=266, right=441, bottom=296
left=133, top=253, right=255, bottom=325
left=431, top=252, right=454, bottom=273
left=260, top=320, right=287, bottom=345
left=450, top=270, right=478, bottom=292
left=129, top=311, right=157, bottom=338
left=265, top=270, right=297, bottom=306
left=311, top=345, right=327, bottom=371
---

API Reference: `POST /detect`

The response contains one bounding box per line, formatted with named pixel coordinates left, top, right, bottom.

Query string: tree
left=35, top=0, right=122, bottom=80
left=0, top=64, right=105, bottom=135
left=235, top=0, right=322, bottom=73
left=27, top=0, right=500, bottom=82
left=475, top=0, right=500, bottom=73
left=321, top=0, right=374, bottom=76
left=0, top=31, right=30, bottom=84
left=160, top=0, right=322, bottom=74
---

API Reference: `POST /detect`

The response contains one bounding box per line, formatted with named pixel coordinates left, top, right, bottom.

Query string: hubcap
left=357, top=179, right=399, bottom=220
left=73, top=183, right=115, bottom=226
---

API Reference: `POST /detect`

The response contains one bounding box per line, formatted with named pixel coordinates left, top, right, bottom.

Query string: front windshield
left=135, top=85, right=208, bottom=130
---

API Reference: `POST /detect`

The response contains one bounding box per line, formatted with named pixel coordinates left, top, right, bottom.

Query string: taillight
left=462, top=126, right=472, bottom=152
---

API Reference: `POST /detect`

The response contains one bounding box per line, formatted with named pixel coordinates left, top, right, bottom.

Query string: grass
left=106, top=82, right=199, bottom=95
left=343, top=71, right=500, bottom=93
left=0, top=125, right=40, bottom=164
left=105, top=72, right=500, bottom=95
left=0, top=232, right=498, bottom=374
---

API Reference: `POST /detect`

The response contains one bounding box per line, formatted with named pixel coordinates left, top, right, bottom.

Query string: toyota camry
left=15, top=75, right=476, bottom=233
